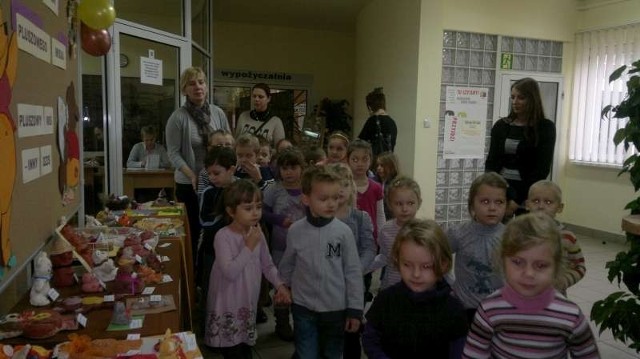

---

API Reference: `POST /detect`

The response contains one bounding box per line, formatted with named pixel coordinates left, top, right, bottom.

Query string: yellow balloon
left=78, top=0, right=116, bottom=30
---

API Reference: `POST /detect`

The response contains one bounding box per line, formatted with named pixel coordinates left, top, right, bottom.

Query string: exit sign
left=501, top=53, right=513, bottom=70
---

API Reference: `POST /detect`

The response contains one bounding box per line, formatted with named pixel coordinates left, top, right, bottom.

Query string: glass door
left=106, top=22, right=190, bottom=195
left=495, top=73, right=563, bottom=181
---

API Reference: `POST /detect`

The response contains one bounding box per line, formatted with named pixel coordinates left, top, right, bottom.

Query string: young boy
left=197, top=130, right=235, bottom=194
left=279, top=166, right=364, bottom=358
left=234, top=133, right=275, bottom=191
left=526, top=180, right=586, bottom=293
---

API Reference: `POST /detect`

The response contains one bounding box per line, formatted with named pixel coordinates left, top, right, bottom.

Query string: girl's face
left=257, top=145, right=271, bottom=166
left=348, top=149, right=371, bottom=177
left=398, top=240, right=440, bottom=293
left=375, top=160, right=387, bottom=180
left=510, top=88, right=528, bottom=117
left=280, top=164, right=302, bottom=187
left=252, top=88, right=270, bottom=112
left=206, top=164, right=235, bottom=188
left=327, top=138, right=348, bottom=163
left=504, top=242, right=555, bottom=298
left=471, top=184, right=506, bottom=226
left=389, top=188, right=420, bottom=226
left=337, top=179, right=354, bottom=208
left=277, top=140, right=293, bottom=153
left=227, top=194, right=263, bottom=230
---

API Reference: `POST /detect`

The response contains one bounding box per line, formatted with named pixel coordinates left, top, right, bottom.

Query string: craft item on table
left=136, top=265, right=163, bottom=285
left=58, top=224, right=94, bottom=268
left=85, top=215, right=103, bottom=227
left=92, top=249, right=117, bottom=282
left=21, top=310, right=78, bottom=339
left=0, top=313, right=22, bottom=340
left=5, top=345, right=30, bottom=359
left=126, top=295, right=176, bottom=315
left=140, top=230, right=158, bottom=249
left=117, top=247, right=136, bottom=267
left=133, top=218, right=183, bottom=232
left=144, top=253, right=164, bottom=273
left=155, top=329, right=185, bottom=359
left=58, top=333, right=143, bottom=359
left=61, top=296, right=83, bottom=312
left=117, top=213, right=133, bottom=227
left=96, top=209, right=116, bottom=226
left=81, top=273, right=103, bottom=293
left=8, top=345, right=49, bottom=359
left=119, top=243, right=150, bottom=259
left=81, top=296, right=104, bottom=306
left=110, top=302, right=131, bottom=326
left=30, top=252, right=53, bottom=306
left=113, top=266, right=144, bottom=295
left=152, top=189, right=169, bottom=207
left=49, top=238, right=76, bottom=288
left=106, top=194, right=131, bottom=211
left=53, top=296, right=109, bottom=315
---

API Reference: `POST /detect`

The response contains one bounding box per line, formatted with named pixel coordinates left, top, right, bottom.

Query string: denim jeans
left=292, top=304, right=345, bottom=359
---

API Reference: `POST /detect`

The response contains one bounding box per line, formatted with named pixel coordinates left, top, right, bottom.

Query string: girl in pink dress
left=204, top=179, right=291, bottom=358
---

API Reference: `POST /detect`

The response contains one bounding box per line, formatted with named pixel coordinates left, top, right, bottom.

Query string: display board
left=0, top=0, right=81, bottom=284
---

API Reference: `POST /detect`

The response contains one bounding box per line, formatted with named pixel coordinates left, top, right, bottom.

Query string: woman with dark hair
left=358, top=87, right=397, bottom=159
left=235, top=83, right=285, bottom=146
left=485, top=77, right=556, bottom=208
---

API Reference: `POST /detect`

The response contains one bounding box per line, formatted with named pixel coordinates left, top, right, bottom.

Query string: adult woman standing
left=166, top=67, right=229, bottom=269
left=485, top=77, right=556, bottom=208
left=235, top=83, right=285, bottom=146
left=358, top=87, right=397, bottom=159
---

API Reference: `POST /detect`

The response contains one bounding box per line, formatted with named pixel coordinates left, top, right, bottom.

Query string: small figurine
left=49, top=238, right=75, bottom=288
left=92, top=250, right=118, bottom=282
left=110, top=302, right=131, bottom=326
left=80, top=273, right=103, bottom=293
left=30, top=252, right=52, bottom=306
left=157, top=328, right=180, bottom=359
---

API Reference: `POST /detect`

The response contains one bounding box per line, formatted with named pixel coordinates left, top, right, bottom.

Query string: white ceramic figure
left=92, top=249, right=118, bottom=282
left=30, top=252, right=52, bottom=306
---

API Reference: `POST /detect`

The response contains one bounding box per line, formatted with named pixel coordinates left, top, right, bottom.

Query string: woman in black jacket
left=485, top=78, right=556, bottom=209
left=358, top=87, right=397, bottom=160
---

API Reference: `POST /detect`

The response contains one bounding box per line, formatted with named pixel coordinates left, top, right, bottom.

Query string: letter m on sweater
left=326, top=243, right=341, bottom=258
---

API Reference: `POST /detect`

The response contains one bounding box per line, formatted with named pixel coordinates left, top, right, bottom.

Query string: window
left=569, top=23, right=640, bottom=166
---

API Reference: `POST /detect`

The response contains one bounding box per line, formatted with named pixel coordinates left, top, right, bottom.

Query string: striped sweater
left=463, top=285, right=599, bottom=359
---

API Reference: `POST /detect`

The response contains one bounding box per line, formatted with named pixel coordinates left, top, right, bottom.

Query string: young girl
left=447, top=172, right=507, bottom=323
left=375, top=151, right=400, bottom=219
left=363, top=219, right=468, bottom=358
left=326, top=131, right=350, bottom=164
left=303, top=145, right=327, bottom=166
left=262, top=148, right=306, bottom=341
left=367, top=176, right=421, bottom=290
left=463, top=212, right=599, bottom=358
left=349, top=139, right=385, bottom=243
left=205, top=179, right=291, bottom=358
left=330, top=163, right=377, bottom=358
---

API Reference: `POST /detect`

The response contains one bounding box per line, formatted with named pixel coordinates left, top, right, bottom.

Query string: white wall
left=212, top=21, right=356, bottom=114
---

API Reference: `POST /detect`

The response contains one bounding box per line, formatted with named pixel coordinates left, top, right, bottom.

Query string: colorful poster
left=443, top=87, right=489, bottom=159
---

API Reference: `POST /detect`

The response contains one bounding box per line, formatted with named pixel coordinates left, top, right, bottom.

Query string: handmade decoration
left=21, top=310, right=78, bottom=339
left=0, top=313, right=22, bottom=340
left=81, top=273, right=103, bottom=293
left=57, top=82, right=81, bottom=205
left=110, top=302, right=131, bottom=326
left=30, top=252, right=52, bottom=306
left=113, top=265, right=143, bottom=295
left=50, top=238, right=75, bottom=288
left=156, top=329, right=183, bottom=359
left=0, top=5, right=18, bottom=267
left=92, top=249, right=117, bottom=282
left=59, top=334, right=143, bottom=358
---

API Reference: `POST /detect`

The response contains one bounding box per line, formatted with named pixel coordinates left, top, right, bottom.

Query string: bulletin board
left=0, top=0, right=81, bottom=283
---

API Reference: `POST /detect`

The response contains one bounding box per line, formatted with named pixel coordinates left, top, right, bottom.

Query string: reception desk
left=122, top=169, right=174, bottom=200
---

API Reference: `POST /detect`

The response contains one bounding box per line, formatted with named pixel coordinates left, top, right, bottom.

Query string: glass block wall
left=435, top=31, right=564, bottom=229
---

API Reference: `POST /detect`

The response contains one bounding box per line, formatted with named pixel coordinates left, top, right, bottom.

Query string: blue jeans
left=292, top=304, right=345, bottom=359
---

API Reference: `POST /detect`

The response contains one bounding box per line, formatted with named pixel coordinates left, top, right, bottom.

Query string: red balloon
left=80, top=22, right=111, bottom=56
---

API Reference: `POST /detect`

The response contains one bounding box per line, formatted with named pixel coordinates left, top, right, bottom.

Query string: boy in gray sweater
left=279, top=166, right=364, bottom=358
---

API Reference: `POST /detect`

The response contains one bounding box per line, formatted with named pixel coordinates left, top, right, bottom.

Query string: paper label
left=126, top=333, right=141, bottom=340
left=150, top=294, right=162, bottom=302
left=142, top=287, right=155, bottom=295
left=103, top=294, right=115, bottom=302
left=162, top=275, right=173, bottom=283
left=47, top=288, right=60, bottom=301
left=76, top=313, right=88, bottom=327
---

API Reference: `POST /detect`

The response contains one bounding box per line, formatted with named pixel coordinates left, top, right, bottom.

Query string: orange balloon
left=80, top=22, right=111, bottom=56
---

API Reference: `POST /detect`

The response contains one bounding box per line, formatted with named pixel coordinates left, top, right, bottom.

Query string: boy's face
left=471, top=184, right=506, bottom=226
left=224, top=134, right=235, bottom=147
left=348, top=149, right=371, bottom=177
left=235, top=145, right=257, bottom=165
left=209, top=133, right=233, bottom=149
left=302, top=181, right=340, bottom=218
left=257, top=145, right=271, bottom=166
left=526, top=186, right=563, bottom=218
left=206, top=164, right=236, bottom=188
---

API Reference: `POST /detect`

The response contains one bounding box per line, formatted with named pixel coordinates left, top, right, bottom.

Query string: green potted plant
left=591, top=59, right=640, bottom=353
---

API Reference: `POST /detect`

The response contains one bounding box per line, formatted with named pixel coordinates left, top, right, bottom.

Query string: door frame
left=106, top=19, right=190, bottom=195
left=494, top=72, right=564, bottom=182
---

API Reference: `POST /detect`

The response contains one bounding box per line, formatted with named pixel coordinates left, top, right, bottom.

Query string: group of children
left=194, top=128, right=599, bottom=358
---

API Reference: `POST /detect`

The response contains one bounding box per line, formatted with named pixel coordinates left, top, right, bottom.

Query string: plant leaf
left=610, top=65, right=628, bottom=83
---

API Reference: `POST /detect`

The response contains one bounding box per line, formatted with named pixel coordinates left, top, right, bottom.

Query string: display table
left=122, top=169, right=174, bottom=200
left=3, top=240, right=185, bottom=349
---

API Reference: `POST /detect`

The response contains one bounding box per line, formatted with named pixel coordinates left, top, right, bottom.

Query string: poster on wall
left=443, top=86, right=488, bottom=159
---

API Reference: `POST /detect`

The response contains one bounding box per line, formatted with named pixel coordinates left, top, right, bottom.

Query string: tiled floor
left=198, top=233, right=639, bottom=358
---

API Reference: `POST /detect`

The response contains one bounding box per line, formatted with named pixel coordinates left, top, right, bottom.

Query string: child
left=330, top=163, right=377, bottom=358
left=234, top=133, right=275, bottom=191
left=463, top=212, right=599, bottom=358
left=278, top=166, right=364, bottom=358
left=262, top=148, right=307, bottom=341
left=526, top=180, right=586, bottom=293
left=275, top=138, right=293, bottom=154
left=363, top=219, right=468, bottom=358
left=367, top=176, right=422, bottom=290
left=447, top=172, right=507, bottom=323
left=304, top=145, right=327, bottom=166
left=349, top=139, right=385, bottom=242
left=197, top=130, right=235, bottom=193
left=257, top=135, right=272, bottom=167
left=326, top=131, right=350, bottom=164
left=204, top=179, right=291, bottom=358
left=375, top=151, right=400, bottom=219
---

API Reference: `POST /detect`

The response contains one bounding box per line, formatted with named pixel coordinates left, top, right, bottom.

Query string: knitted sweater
left=463, top=285, right=599, bottom=359
left=235, top=110, right=285, bottom=146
